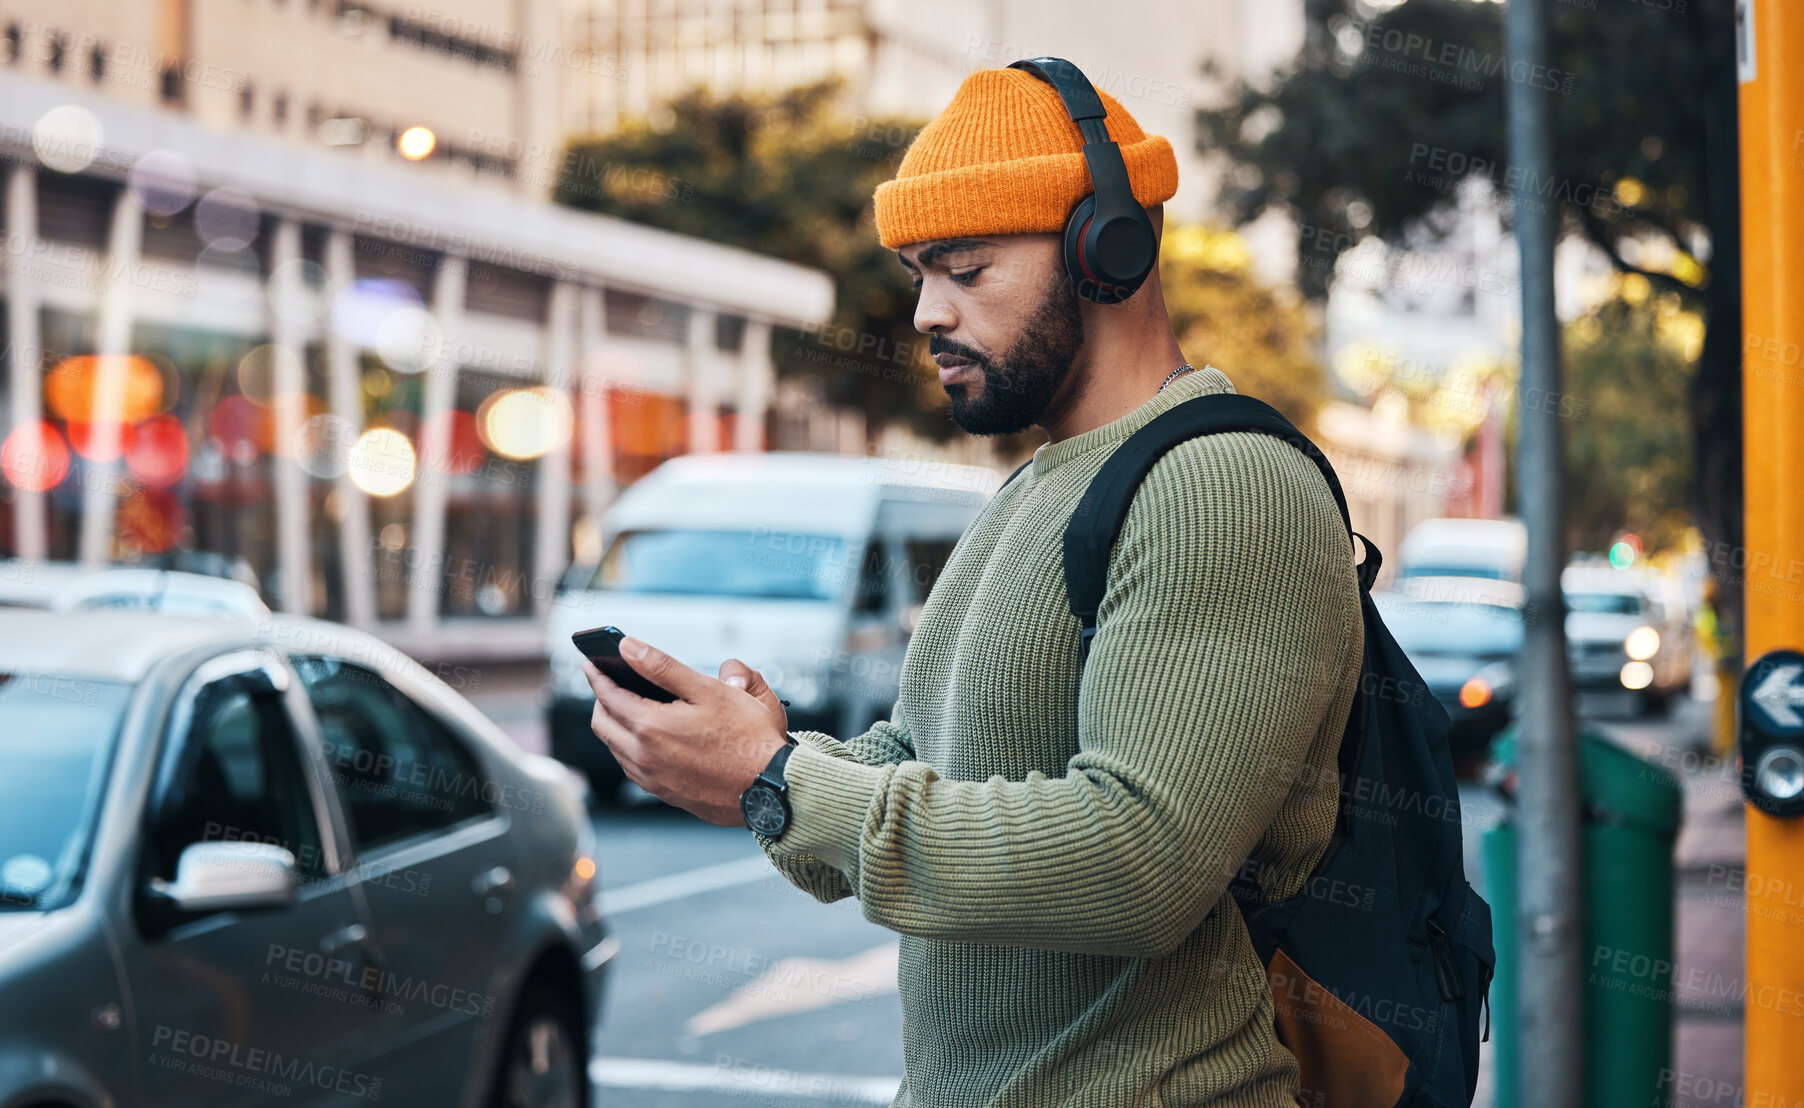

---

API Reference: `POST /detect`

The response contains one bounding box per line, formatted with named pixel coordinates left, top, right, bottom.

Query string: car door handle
left=471, top=866, right=514, bottom=897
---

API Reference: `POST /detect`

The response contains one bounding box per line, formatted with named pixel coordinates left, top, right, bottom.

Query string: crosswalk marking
left=600, top=854, right=775, bottom=915
left=589, top=1056, right=899, bottom=1102
left=686, top=942, right=900, bottom=1036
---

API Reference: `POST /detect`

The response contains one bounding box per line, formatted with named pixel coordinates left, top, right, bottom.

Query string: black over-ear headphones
left=1008, top=56, right=1158, bottom=305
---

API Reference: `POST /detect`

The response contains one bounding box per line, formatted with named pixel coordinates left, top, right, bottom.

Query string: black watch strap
left=758, top=742, right=796, bottom=787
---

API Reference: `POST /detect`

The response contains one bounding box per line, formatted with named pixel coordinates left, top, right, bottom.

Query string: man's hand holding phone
left=574, top=627, right=792, bottom=826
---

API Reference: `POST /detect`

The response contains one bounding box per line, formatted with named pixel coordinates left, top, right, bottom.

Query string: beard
left=931, top=272, right=1084, bottom=436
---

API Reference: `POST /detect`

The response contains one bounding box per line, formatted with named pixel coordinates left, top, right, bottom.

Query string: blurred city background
left=0, top=0, right=1762, bottom=1106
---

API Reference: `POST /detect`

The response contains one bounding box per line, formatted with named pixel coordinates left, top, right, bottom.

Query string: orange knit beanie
left=872, top=67, right=1180, bottom=250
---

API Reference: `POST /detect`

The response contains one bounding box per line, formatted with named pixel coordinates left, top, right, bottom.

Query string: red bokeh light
left=126, top=415, right=191, bottom=488
left=1, top=421, right=71, bottom=493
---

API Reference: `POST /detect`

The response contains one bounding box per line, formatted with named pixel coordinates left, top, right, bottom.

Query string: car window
left=590, top=528, right=850, bottom=601
left=0, top=674, right=132, bottom=911
left=853, top=539, right=889, bottom=614
left=294, top=658, right=491, bottom=851
left=1566, top=591, right=1644, bottom=616
left=149, top=683, right=325, bottom=883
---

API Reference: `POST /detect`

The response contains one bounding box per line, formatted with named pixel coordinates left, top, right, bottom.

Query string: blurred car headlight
left=1620, top=661, right=1655, bottom=690
left=1625, top=626, right=1661, bottom=661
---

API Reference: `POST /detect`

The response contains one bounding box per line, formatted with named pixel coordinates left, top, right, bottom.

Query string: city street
left=474, top=676, right=1717, bottom=1107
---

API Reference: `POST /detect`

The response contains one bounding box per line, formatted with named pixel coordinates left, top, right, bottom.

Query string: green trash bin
left=1484, top=727, right=1683, bottom=1108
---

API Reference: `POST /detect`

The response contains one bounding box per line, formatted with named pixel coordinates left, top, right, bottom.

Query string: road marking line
left=600, top=854, right=776, bottom=915
left=687, top=942, right=900, bottom=1036
left=589, top=1056, right=899, bottom=1102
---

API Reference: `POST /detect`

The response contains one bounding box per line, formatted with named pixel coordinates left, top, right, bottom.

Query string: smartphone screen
left=570, top=626, right=680, bottom=703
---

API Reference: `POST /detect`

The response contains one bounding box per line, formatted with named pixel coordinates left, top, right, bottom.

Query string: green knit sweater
left=754, top=367, right=1365, bottom=1107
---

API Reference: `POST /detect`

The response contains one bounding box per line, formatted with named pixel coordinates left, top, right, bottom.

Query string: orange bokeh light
left=1, top=421, right=71, bottom=492
left=44, top=355, right=164, bottom=424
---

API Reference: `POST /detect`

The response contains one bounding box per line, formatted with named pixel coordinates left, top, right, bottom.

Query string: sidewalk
left=1601, top=697, right=1745, bottom=1108
left=1668, top=736, right=1745, bottom=1108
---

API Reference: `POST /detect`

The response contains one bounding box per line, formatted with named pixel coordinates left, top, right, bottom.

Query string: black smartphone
left=571, top=625, right=680, bottom=703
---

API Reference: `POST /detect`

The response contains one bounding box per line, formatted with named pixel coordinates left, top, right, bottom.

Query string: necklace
left=1157, top=363, right=1195, bottom=393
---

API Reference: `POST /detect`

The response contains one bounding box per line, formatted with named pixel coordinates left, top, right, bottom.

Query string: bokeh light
left=237, top=344, right=306, bottom=407
left=129, top=149, right=197, bottom=216
left=397, top=126, right=437, bottom=160
left=44, top=355, right=164, bottom=424
left=65, top=420, right=136, bottom=462
left=348, top=428, right=417, bottom=497
left=207, top=394, right=275, bottom=463
left=375, top=307, right=443, bottom=374
left=126, top=415, right=191, bottom=488
left=32, top=105, right=103, bottom=173
left=479, top=387, right=571, bottom=461
left=194, top=186, right=260, bottom=249
left=1, top=422, right=71, bottom=492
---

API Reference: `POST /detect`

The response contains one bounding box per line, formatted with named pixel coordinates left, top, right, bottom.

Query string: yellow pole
left=1738, top=0, right=1804, bottom=1094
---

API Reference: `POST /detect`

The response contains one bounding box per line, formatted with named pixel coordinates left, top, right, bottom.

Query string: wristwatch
left=741, top=737, right=798, bottom=838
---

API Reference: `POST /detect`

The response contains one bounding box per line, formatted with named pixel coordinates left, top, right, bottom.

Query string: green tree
left=555, top=80, right=949, bottom=441
left=1561, top=284, right=1701, bottom=554
left=1197, top=0, right=1741, bottom=626
left=557, top=82, right=1334, bottom=451
left=1159, top=225, right=1327, bottom=430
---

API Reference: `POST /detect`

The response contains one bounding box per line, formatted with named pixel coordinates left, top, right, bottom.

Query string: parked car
left=545, top=451, right=996, bottom=802
left=0, top=608, right=614, bottom=1108
left=1373, top=576, right=1527, bottom=776
left=1396, top=518, right=1527, bottom=583
left=50, top=567, right=272, bottom=619
left=1563, top=564, right=1692, bottom=715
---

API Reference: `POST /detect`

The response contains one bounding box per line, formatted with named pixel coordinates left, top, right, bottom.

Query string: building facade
left=560, top=0, right=1305, bottom=228
left=0, top=2, right=832, bottom=645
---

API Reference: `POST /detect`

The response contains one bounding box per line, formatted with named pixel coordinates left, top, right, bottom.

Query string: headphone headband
left=1006, top=57, right=1157, bottom=304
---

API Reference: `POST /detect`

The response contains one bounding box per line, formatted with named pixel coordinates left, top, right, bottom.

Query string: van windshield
left=590, top=529, right=851, bottom=601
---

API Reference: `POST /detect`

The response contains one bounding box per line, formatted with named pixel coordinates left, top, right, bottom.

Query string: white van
left=544, top=451, right=1000, bottom=800
left=1397, top=518, right=1528, bottom=583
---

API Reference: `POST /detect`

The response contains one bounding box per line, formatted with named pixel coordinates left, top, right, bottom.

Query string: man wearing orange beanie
left=583, top=61, right=1364, bottom=1107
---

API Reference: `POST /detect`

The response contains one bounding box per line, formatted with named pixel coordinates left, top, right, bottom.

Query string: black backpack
left=1014, top=391, right=1496, bottom=1108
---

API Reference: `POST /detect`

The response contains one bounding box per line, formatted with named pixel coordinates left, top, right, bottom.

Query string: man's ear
left=1147, top=203, right=1164, bottom=244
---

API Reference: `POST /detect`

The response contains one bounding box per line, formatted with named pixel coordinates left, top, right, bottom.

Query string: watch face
left=742, top=785, right=789, bottom=836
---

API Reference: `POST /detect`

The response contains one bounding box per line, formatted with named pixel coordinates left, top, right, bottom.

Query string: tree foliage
left=1561, top=283, right=1702, bottom=553
left=555, top=80, right=945, bottom=439
left=556, top=81, right=1336, bottom=449
left=1196, top=0, right=1741, bottom=630
left=1159, top=225, right=1327, bottom=429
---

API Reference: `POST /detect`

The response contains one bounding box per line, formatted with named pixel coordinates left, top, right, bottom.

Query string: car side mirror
left=150, top=842, right=299, bottom=914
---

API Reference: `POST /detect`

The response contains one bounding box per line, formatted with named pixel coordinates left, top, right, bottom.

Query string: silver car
left=0, top=609, right=615, bottom=1107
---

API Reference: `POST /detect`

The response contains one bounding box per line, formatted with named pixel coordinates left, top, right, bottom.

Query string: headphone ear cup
left=1062, top=193, right=1151, bottom=306
left=1061, top=194, right=1100, bottom=302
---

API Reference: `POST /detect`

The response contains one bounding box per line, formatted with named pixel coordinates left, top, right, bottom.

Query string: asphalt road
left=470, top=679, right=1711, bottom=1107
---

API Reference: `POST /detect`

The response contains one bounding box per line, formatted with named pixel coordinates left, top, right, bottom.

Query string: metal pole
left=1505, top=0, right=1583, bottom=1103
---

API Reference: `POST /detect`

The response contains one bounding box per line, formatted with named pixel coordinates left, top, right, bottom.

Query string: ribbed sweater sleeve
left=762, top=434, right=1357, bottom=959
left=752, top=706, right=918, bottom=903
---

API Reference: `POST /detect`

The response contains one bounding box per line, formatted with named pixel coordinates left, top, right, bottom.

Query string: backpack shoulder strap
left=1064, top=392, right=1377, bottom=664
